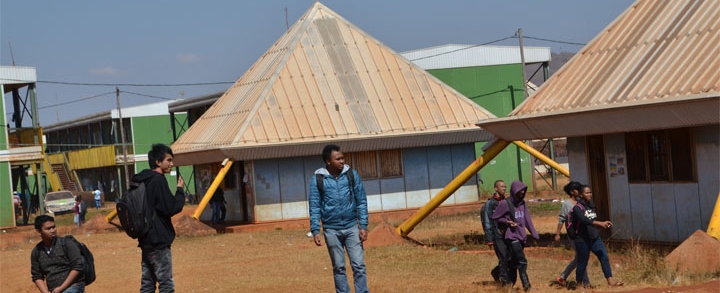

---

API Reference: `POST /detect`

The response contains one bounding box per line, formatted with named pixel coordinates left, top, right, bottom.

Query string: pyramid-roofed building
left=172, top=2, right=495, bottom=166
left=171, top=2, right=501, bottom=224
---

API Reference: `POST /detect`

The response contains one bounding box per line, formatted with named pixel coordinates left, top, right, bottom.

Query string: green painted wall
left=427, top=64, right=533, bottom=192
left=132, top=162, right=193, bottom=198
left=132, top=115, right=179, bottom=151
left=131, top=114, right=194, bottom=197
left=0, top=162, right=14, bottom=227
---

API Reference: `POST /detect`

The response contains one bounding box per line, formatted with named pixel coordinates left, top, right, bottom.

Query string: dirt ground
left=1, top=204, right=718, bottom=293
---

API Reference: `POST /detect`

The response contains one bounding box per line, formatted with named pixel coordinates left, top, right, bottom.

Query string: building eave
left=477, top=95, right=720, bottom=140
left=173, top=128, right=494, bottom=165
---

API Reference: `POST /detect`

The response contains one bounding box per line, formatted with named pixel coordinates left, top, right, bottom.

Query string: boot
left=519, top=267, right=531, bottom=292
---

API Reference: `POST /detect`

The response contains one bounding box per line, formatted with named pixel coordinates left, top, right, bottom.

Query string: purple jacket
left=491, top=180, right=539, bottom=243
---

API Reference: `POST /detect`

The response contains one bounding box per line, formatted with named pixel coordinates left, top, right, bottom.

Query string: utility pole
left=518, top=28, right=529, bottom=99
left=116, top=87, right=130, bottom=191
left=285, top=7, right=289, bottom=29
left=517, top=28, right=536, bottom=192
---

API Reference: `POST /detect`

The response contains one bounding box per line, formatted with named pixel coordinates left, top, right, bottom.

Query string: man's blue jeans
left=323, top=226, right=369, bottom=293
left=575, top=237, right=613, bottom=286
left=141, top=247, right=175, bottom=293
left=60, top=282, right=85, bottom=293
left=211, top=201, right=222, bottom=224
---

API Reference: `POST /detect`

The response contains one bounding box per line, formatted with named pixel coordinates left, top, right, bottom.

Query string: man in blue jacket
left=133, top=144, right=185, bottom=293
left=309, top=144, right=370, bottom=293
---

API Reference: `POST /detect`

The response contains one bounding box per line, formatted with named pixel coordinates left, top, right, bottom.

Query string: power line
left=37, top=91, right=116, bottom=110
left=120, top=90, right=179, bottom=101
left=36, top=90, right=178, bottom=110
left=513, top=35, right=586, bottom=46
left=408, top=35, right=515, bottom=62
left=37, top=80, right=235, bottom=87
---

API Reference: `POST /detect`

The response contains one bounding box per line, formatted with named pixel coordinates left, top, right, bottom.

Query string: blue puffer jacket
left=309, top=165, right=368, bottom=236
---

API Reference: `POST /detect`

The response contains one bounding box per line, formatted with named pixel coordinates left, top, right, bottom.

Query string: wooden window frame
left=625, top=128, right=697, bottom=183
left=345, top=149, right=403, bottom=180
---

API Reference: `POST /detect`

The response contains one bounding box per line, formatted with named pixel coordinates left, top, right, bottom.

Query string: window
left=345, top=149, right=403, bottom=179
left=625, top=128, right=695, bottom=182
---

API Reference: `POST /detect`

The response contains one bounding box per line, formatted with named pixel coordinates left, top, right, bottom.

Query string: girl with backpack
left=572, top=185, right=623, bottom=289
left=553, top=181, right=590, bottom=287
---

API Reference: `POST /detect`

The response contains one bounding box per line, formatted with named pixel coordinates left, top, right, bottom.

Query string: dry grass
left=1, top=205, right=716, bottom=292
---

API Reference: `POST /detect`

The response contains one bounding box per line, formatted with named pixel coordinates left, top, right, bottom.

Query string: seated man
left=31, top=215, right=85, bottom=293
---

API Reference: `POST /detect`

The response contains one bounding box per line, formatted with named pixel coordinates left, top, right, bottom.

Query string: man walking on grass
left=309, top=144, right=370, bottom=293
left=481, top=180, right=515, bottom=285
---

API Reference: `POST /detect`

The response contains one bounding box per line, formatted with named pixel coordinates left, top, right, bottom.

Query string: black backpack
left=498, top=198, right=516, bottom=236
left=116, top=181, right=155, bottom=239
left=61, top=235, right=96, bottom=285
left=565, top=202, right=586, bottom=239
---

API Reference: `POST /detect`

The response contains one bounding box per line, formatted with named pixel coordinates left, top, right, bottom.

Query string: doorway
left=586, top=135, right=610, bottom=237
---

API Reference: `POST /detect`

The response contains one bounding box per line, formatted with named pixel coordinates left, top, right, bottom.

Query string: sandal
left=609, top=281, right=624, bottom=286
left=555, top=276, right=567, bottom=286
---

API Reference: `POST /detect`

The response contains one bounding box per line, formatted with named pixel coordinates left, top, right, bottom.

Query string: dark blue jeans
left=60, top=282, right=85, bottom=293
left=508, top=240, right=531, bottom=290
left=141, top=247, right=175, bottom=293
left=575, top=237, right=613, bottom=286
left=560, top=238, right=590, bottom=284
left=211, top=201, right=222, bottom=224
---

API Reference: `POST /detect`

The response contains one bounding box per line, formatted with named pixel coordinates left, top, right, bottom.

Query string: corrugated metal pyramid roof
left=173, top=2, right=496, bottom=165
left=478, top=0, right=720, bottom=140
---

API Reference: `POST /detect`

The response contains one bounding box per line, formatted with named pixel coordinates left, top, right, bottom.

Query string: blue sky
left=1, top=0, right=634, bottom=126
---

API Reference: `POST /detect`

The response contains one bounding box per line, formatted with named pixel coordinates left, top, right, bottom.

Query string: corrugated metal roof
left=42, top=101, right=181, bottom=131
left=167, top=91, right=224, bottom=113
left=478, top=0, right=720, bottom=140
left=0, top=66, right=37, bottom=84
left=172, top=2, right=496, bottom=165
left=43, top=111, right=112, bottom=132
left=400, top=44, right=552, bottom=70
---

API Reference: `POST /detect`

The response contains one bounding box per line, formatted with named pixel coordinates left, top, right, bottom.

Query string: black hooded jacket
left=133, top=169, right=185, bottom=250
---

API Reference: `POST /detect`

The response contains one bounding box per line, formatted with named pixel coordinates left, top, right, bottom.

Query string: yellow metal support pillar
left=707, top=192, right=720, bottom=240
left=513, top=140, right=570, bottom=177
left=192, top=159, right=233, bottom=220
left=396, top=139, right=510, bottom=237
left=105, top=209, right=117, bottom=223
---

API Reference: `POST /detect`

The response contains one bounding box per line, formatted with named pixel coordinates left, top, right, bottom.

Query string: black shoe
left=491, top=266, right=501, bottom=283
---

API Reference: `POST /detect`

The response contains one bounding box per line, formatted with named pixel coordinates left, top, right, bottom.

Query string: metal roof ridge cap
left=229, top=3, right=321, bottom=145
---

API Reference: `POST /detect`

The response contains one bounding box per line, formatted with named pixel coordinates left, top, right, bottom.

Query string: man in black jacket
left=481, top=180, right=514, bottom=286
left=133, top=144, right=185, bottom=293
